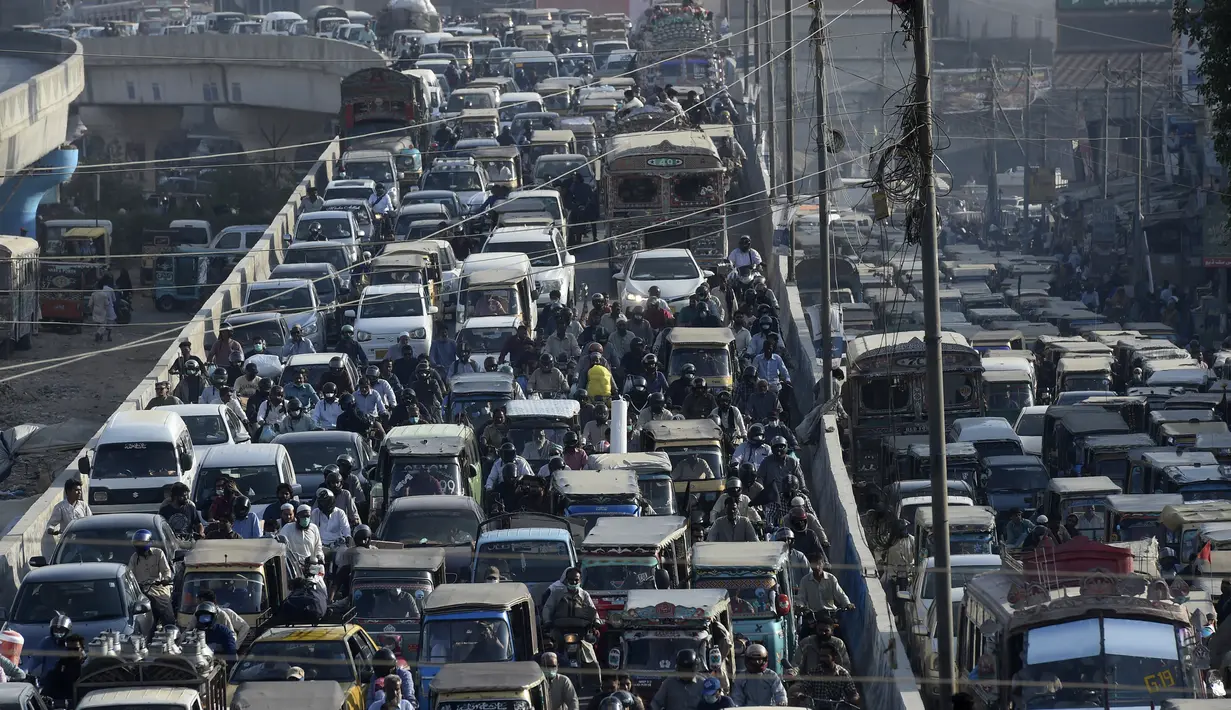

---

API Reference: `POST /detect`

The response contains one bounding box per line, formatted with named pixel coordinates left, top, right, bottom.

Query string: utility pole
left=767, top=0, right=777, bottom=194
left=1132, top=52, right=1145, bottom=285
left=1102, top=58, right=1111, bottom=199
left=752, top=0, right=761, bottom=145
left=1042, top=107, right=1048, bottom=166
left=785, top=0, right=796, bottom=282
left=743, top=0, right=751, bottom=99
left=986, top=58, right=1000, bottom=231
left=813, top=2, right=831, bottom=403
left=1024, top=50, right=1032, bottom=212
left=914, top=0, right=954, bottom=705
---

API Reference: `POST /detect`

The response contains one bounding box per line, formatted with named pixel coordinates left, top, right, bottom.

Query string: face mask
left=543, top=669, right=558, bottom=680
left=309, top=565, right=324, bottom=576
left=567, top=581, right=580, bottom=590
left=257, top=342, right=267, bottom=351
left=409, top=417, right=419, bottom=424
left=703, top=696, right=718, bottom=704
left=298, top=517, right=311, bottom=529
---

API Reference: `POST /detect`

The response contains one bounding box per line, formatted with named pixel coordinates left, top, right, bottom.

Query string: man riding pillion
left=128, top=529, right=175, bottom=626
left=706, top=492, right=759, bottom=542
left=338, top=325, right=369, bottom=367
left=278, top=397, right=320, bottom=434
left=485, top=441, right=536, bottom=502
left=280, top=503, right=324, bottom=575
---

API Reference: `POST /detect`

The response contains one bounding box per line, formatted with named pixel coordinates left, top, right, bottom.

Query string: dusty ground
left=0, top=285, right=184, bottom=497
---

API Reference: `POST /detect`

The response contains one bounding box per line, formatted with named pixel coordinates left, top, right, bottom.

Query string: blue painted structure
left=0, top=147, right=78, bottom=237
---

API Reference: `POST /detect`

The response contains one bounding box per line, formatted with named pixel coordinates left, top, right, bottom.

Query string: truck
left=339, top=67, right=429, bottom=155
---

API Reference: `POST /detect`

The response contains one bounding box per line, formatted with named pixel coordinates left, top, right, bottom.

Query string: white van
left=402, top=68, right=444, bottom=115
left=261, top=10, right=303, bottom=34
left=79, top=410, right=199, bottom=514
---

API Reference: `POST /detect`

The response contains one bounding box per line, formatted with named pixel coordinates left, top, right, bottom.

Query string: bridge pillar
left=78, top=106, right=185, bottom=189
left=213, top=107, right=333, bottom=171
left=0, top=147, right=78, bottom=237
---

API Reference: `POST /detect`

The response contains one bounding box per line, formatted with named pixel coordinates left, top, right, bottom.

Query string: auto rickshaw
left=1157, top=420, right=1231, bottom=447
left=176, top=538, right=290, bottom=638
left=40, top=226, right=111, bottom=328
left=231, top=683, right=346, bottom=710
left=911, top=505, right=997, bottom=565
left=444, top=371, right=522, bottom=432
left=1072, top=433, right=1154, bottom=489
left=1047, top=409, right=1131, bottom=475
left=904, top=442, right=980, bottom=491
left=641, top=419, right=726, bottom=519
left=878, top=435, right=931, bottom=488
left=458, top=108, right=502, bottom=139
left=1129, top=448, right=1220, bottom=495
left=376, top=423, right=485, bottom=517
left=429, top=662, right=548, bottom=710
left=1041, top=476, right=1122, bottom=542
left=606, top=589, right=734, bottom=703
left=536, top=78, right=576, bottom=113
left=503, top=399, right=582, bottom=471
left=350, top=547, right=447, bottom=661
left=969, top=329, right=1025, bottom=354
left=588, top=451, right=677, bottom=515
left=1193, top=431, right=1231, bottom=464
left=1160, top=501, right=1231, bottom=566
left=662, top=327, right=736, bottom=390
left=369, top=250, right=432, bottom=289
left=522, top=129, right=575, bottom=172
left=417, top=583, right=541, bottom=710
left=560, top=117, right=599, bottom=157
left=472, top=146, right=522, bottom=191
left=550, top=469, right=644, bottom=528
left=578, top=96, right=618, bottom=125
left=153, top=252, right=211, bottom=311
left=1105, top=493, right=1184, bottom=542
left=690, top=542, right=796, bottom=674
left=981, top=368, right=1034, bottom=423
left=1055, top=356, right=1114, bottom=393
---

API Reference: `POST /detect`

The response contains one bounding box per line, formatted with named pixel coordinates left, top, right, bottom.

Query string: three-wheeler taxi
left=1157, top=421, right=1231, bottom=447
left=472, top=512, right=583, bottom=599
left=551, top=469, right=644, bottom=528
left=578, top=515, right=690, bottom=623
left=429, top=662, right=548, bottom=710
left=904, top=442, right=980, bottom=491
left=642, top=419, right=726, bottom=517
left=418, top=583, right=541, bottom=710
left=1130, top=448, right=1220, bottom=495
left=1073, top=433, right=1155, bottom=489
left=1148, top=410, right=1220, bottom=443
left=377, top=423, right=485, bottom=518
left=176, top=538, right=290, bottom=639
left=911, top=506, right=997, bottom=565
left=1104, top=493, right=1183, bottom=542
left=588, top=451, right=677, bottom=515
left=661, top=327, right=736, bottom=390
left=1041, top=476, right=1122, bottom=542
left=351, top=547, right=447, bottom=660
left=503, top=399, right=582, bottom=471
left=1160, top=501, right=1231, bottom=566
left=690, top=542, right=796, bottom=674
left=606, top=589, right=735, bottom=703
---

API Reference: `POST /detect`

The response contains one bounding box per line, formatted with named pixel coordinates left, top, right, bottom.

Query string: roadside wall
left=0, top=139, right=342, bottom=609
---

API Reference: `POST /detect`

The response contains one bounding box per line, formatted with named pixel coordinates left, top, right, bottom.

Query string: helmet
left=564, top=431, right=579, bottom=447
left=341, top=325, right=355, bottom=337
left=374, top=647, right=397, bottom=667
left=500, top=441, right=517, bottom=462
left=748, top=424, right=765, bottom=442
left=244, top=362, right=258, bottom=377
left=286, top=396, right=303, bottom=413
left=336, top=454, right=355, bottom=472
left=591, top=293, right=606, bottom=307
left=365, top=366, right=380, bottom=380
left=612, top=692, right=635, bottom=710
left=594, top=404, right=610, bottom=419
left=587, top=342, right=603, bottom=354
left=630, top=337, right=644, bottom=351
left=540, top=353, right=554, bottom=366
left=316, top=488, right=335, bottom=506
left=194, top=601, right=219, bottom=629
left=774, top=527, right=795, bottom=543
left=693, top=377, right=707, bottom=389
left=758, top=315, right=773, bottom=330
left=789, top=507, right=809, bottom=529
left=340, top=393, right=356, bottom=410
left=695, top=284, right=709, bottom=298
left=321, top=382, right=337, bottom=396
left=548, top=456, right=566, bottom=472
left=353, top=524, right=372, bottom=545
left=220, top=321, right=234, bottom=333
left=648, top=392, right=665, bottom=408
left=681, top=363, right=696, bottom=377
left=642, top=353, right=657, bottom=368
left=675, top=648, right=698, bottom=671
left=724, top=477, right=741, bottom=492
left=770, top=435, right=788, bottom=449
left=211, top=367, right=227, bottom=384
left=324, top=466, right=343, bottom=488
left=233, top=496, right=251, bottom=518
left=746, top=643, right=768, bottom=661
left=132, top=529, right=154, bottom=551
left=50, top=614, right=72, bottom=639
left=329, top=356, right=344, bottom=371
left=739, top=234, right=752, bottom=248
left=599, top=698, right=622, bottom=710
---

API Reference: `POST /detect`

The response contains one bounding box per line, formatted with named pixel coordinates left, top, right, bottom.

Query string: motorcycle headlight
left=608, top=648, right=622, bottom=669
left=564, top=633, right=579, bottom=644
left=410, top=328, right=427, bottom=339
left=356, top=330, right=373, bottom=342
left=92, top=488, right=109, bottom=502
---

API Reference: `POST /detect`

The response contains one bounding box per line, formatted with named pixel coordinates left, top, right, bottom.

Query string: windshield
left=459, top=326, right=515, bottom=353
left=286, top=247, right=348, bottom=273
left=12, top=579, right=125, bottom=623
left=581, top=562, right=657, bottom=591
left=624, top=638, right=705, bottom=671
left=475, top=540, right=569, bottom=582
left=465, top=287, right=520, bottom=317
left=694, top=581, right=777, bottom=619
left=1018, top=617, right=1186, bottom=708
left=382, top=510, right=479, bottom=545
left=181, top=571, right=265, bottom=614
left=668, top=348, right=730, bottom=378
left=325, top=204, right=371, bottom=226
left=195, top=466, right=281, bottom=507
left=1117, top=518, right=1167, bottom=542
left=494, top=195, right=561, bottom=219
left=388, top=460, right=462, bottom=496
left=353, top=586, right=422, bottom=620
left=360, top=292, right=426, bottom=319
left=181, top=414, right=229, bottom=446
left=1064, top=374, right=1112, bottom=392
left=921, top=565, right=999, bottom=599
left=284, top=440, right=360, bottom=478
left=486, top=240, right=558, bottom=267
left=405, top=195, right=459, bottom=216
left=231, top=320, right=286, bottom=350
left=1016, top=412, right=1044, bottom=437
left=986, top=382, right=1033, bottom=412
left=1094, top=460, right=1129, bottom=489
left=1180, top=483, right=1231, bottom=502
left=296, top=218, right=353, bottom=240
left=343, top=161, right=394, bottom=184
left=665, top=450, right=723, bottom=482
left=629, top=256, right=697, bottom=281
left=55, top=525, right=154, bottom=564
left=935, top=372, right=980, bottom=410
left=986, top=465, right=1049, bottom=492
left=970, top=440, right=1024, bottom=459
left=602, top=51, right=634, bottom=71
left=639, top=478, right=673, bottom=514
left=1058, top=499, right=1109, bottom=541
left=421, top=618, right=512, bottom=663
left=534, top=158, right=590, bottom=183
left=231, top=640, right=351, bottom=682
left=423, top=170, right=484, bottom=192
left=92, top=441, right=178, bottom=479
left=447, top=94, right=494, bottom=111
left=247, top=286, right=313, bottom=313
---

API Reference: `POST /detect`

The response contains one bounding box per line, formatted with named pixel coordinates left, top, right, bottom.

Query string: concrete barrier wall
left=0, top=31, right=85, bottom=179
left=0, top=138, right=342, bottom=610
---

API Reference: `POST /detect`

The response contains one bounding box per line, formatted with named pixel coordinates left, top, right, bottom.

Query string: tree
left=1176, top=0, right=1231, bottom=224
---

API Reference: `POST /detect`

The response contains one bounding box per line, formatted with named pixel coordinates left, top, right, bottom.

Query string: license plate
left=375, top=349, right=387, bottom=360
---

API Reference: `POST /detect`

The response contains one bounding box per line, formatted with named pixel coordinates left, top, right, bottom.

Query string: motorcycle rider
left=194, top=601, right=238, bottom=658
left=279, top=397, right=320, bottom=434
left=682, top=377, right=717, bottom=419
left=706, top=493, right=758, bottom=542
left=667, top=364, right=696, bottom=407
left=607, top=319, right=636, bottom=376
left=337, top=325, right=370, bottom=367
left=368, top=183, right=395, bottom=226
left=796, top=613, right=850, bottom=671
left=786, top=506, right=828, bottom=563
left=638, top=354, right=669, bottom=396
left=280, top=503, right=324, bottom=573
left=541, top=567, right=599, bottom=667
left=561, top=431, right=588, bottom=470
left=410, top=366, right=443, bottom=422
left=712, top=477, right=761, bottom=524
left=392, top=344, right=418, bottom=386
left=649, top=650, right=706, bottom=710
left=529, top=353, right=568, bottom=396
left=448, top=344, right=480, bottom=379
left=28, top=615, right=72, bottom=682
left=485, top=441, right=535, bottom=496
left=693, top=301, right=722, bottom=328
left=312, top=488, right=352, bottom=550
left=626, top=306, right=654, bottom=343
left=546, top=320, right=581, bottom=362
left=731, top=644, right=787, bottom=707
left=232, top=497, right=263, bottom=539
left=797, top=558, right=854, bottom=612
left=775, top=528, right=810, bottom=591
left=234, top=362, right=262, bottom=399
left=300, top=185, right=325, bottom=212
left=728, top=423, right=768, bottom=467
left=353, top=377, right=390, bottom=420
left=762, top=405, right=798, bottom=449
left=367, top=648, right=416, bottom=707
left=362, top=365, right=397, bottom=410
left=198, top=367, right=228, bottom=405
left=246, top=377, right=273, bottom=424
left=284, top=368, right=320, bottom=410
left=636, top=392, right=680, bottom=428
left=727, top=235, right=763, bottom=272
left=540, top=651, right=580, bottom=710
left=619, top=339, right=647, bottom=383
left=159, top=482, right=204, bottom=539
left=710, top=390, right=747, bottom=445
left=282, top=325, right=317, bottom=357
left=39, top=631, right=82, bottom=702
left=337, top=393, right=382, bottom=439
left=743, top=379, right=779, bottom=424
left=751, top=341, right=790, bottom=394
left=174, top=359, right=208, bottom=404
left=208, top=322, right=242, bottom=366
left=582, top=404, right=610, bottom=449
left=756, top=436, right=809, bottom=524
left=257, top=385, right=288, bottom=432
left=324, top=466, right=361, bottom=525
left=128, top=529, right=175, bottom=625
left=312, top=382, right=344, bottom=429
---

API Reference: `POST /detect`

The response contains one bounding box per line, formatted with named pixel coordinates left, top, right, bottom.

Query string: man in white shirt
left=368, top=184, right=394, bottom=217
left=311, top=489, right=352, bottom=547
left=47, top=477, right=90, bottom=534
left=622, top=89, right=644, bottom=110
left=485, top=443, right=536, bottom=491
left=728, top=235, right=763, bottom=271
left=365, top=366, right=398, bottom=409
left=279, top=504, right=324, bottom=573
left=312, top=384, right=344, bottom=429
left=218, top=387, right=249, bottom=426
left=300, top=186, right=325, bottom=212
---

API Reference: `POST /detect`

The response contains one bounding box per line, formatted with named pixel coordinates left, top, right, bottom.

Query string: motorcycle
left=546, top=613, right=601, bottom=692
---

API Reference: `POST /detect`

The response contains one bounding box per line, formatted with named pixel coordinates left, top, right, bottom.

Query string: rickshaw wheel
left=156, top=295, right=176, bottom=312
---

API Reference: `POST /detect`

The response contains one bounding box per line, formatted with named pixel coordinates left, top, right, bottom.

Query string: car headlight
left=624, top=292, right=646, bottom=303
left=410, top=328, right=427, bottom=339
left=356, top=330, right=373, bottom=342
left=300, top=321, right=318, bottom=335
left=92, top=488, right=109, bottom=502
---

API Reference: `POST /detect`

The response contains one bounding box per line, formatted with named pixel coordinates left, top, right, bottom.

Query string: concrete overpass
left=0, top=31, right=85, bottom=235
left=77, top=35, right=385, bottom=176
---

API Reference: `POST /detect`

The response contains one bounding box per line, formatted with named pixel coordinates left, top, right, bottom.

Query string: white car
left=190, top=443, right=298, bottom=522
left=352, top=283, right=438, bottom=362
left=482, top=225, right=575, bottom=305
left=616, top=248, right=713, bottom=313
left=905, top=554, right=1001, bottom=663
left=154, top=404, right=251, bottom=451
left=457, top=315, right=523, bottom=371
left=1014, top=405, right=1047, bottom=456
left=293, top=210, right=360, bottom=263
left=323, top=178, right=377, bottom=202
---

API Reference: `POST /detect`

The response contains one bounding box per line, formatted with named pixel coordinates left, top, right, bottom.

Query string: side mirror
left=179, top=452, right=193, bottom=471
left=344, top=309, right=357, bottom=319
left=912, top=623, right=928, bottom=637
left=613, top=271, right=625, bottom=281
left=702, top=269, right=714, bottom=278
left=173, top=549, right=187, bottom=563
left=563, top=253, right=576, bottom=265
left=292, top=483, right=303, bottom=496
left=28, top=556, right=47, bottom=568
left=131, top=599, right=152, bottom=616
left=429, top=306, right=440, bottom=315
left=78, top=456, right=91, bottom=476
